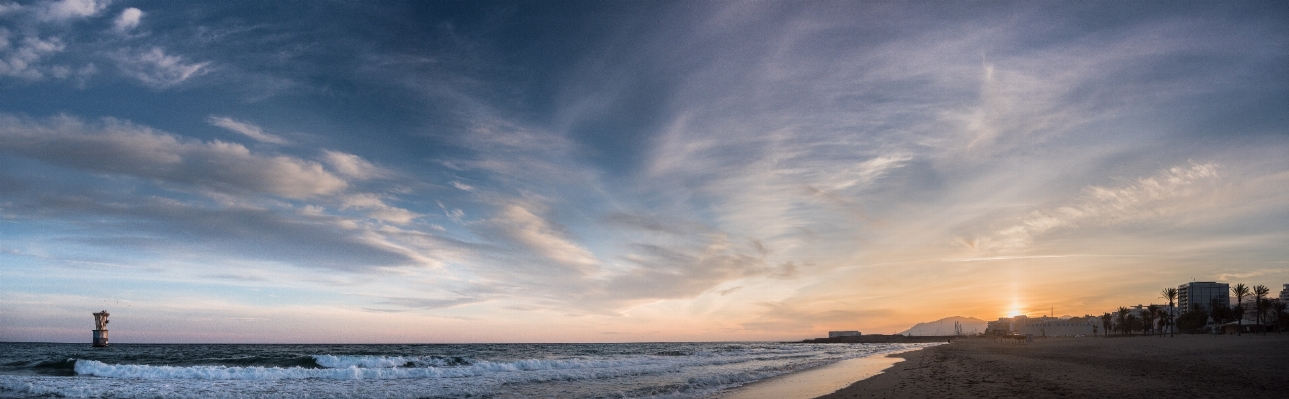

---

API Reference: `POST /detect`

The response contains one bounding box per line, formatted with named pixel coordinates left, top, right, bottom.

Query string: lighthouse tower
left=92, top=310, right=110, bottom=347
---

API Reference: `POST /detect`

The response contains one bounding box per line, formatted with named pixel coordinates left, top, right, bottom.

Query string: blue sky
left=2, top=0, right=1288, bottom=343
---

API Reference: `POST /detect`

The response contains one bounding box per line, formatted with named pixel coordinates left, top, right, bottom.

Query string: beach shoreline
left=815, top=334, right=1289, bottom=398
left=721, top=344, right=940, bottom=399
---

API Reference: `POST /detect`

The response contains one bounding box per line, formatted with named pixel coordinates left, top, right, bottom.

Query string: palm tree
left=1116, top=307, right=1131, bottom=336
left=1160, top=287, right=1178, bottom=337
left=1210, top=298, right=1232, bottom=333
left=1100, top=312, right=1113, bottom=338
left=1145, top=305, right=1160, bottom=336
left=1259, top=297, right=1274, bottom=332
left=1253, top=285, right=1270, bottom=327
left=1176, top=304, right=1208, bottom=333
left=1231, top=283, right=1250, bottom=335
left=1272, top=300, right=1287, bottom=334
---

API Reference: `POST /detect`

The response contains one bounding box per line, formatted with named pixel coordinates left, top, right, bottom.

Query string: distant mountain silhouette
left=898, top=316, right=988, bottom=336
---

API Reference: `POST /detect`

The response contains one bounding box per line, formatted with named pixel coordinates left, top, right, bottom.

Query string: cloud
left=594, top=236, right=765, bottom=305
left=115, top=47, right=209, bottom=88
left=0, top=114, right=453, bottom=273
left=322, top=150, right=389, bottom=179
left=830, top=154, right=915, bottom=192
left=0, top=191, right=422, bottom=271
left=1215, top=268, right=1286, bottom=282
left=112, top=7, right=142, bottom=32
left=0, top=3, right=22, bottom=15
left=37, top=0, right=108, bottom=21
left=378, top=296, right=485, bottom=310
left=486, top=203, right=598, bottom=271
left=438, top=201, right=465, bottom=224
left=341, top=193, right=419, bottom=224
left=207, top=116, right=289, bottom=144
left=741, top=300, right=893, bottom=332
left=602, top=212, right=695, bottom=235
left=0, top=114, right=347, bottom=199
left=0, top=32, right=65, bottom=80
left=716, top=286, right=742, bottom=296
left=966, top=162, right=1223, bottom=253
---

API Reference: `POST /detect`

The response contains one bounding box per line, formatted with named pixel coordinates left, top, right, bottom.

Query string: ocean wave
left=74, top=355, right=677, bottom=381
left=4, top=357, right=78, bottom=371
left=311, top=355, right=469, bottom=369
left=6, top=343, right=942, bottom=399
left=311, top=355, right=413, bottom=368
left=74, top=360, right=452, bottom=380
left=0, top=375, right=477, bottom=399
left=72, top=347, right=847, bottom=381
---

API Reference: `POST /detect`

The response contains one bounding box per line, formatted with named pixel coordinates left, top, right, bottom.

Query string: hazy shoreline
left=815, top=334, right=1289, bottom=398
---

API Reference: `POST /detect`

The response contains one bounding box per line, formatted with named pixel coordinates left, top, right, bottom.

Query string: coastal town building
left=1280, top=284, right=1289, bottom=303
left=828, top=331, right=861, bottom=338
left=984, top=315, right=1096, bottom=337
left=985, top=318, right=1010, bottom=335
left=1100, top=304, right=1176, bottom=333
left=1124, top=304, right=1175, bottom=317
left=1178, top=282, right=1229, bottom=313
left=1238, top=301, right=1259, bottom=323
left=1015, top=316, right=1096, bottom=336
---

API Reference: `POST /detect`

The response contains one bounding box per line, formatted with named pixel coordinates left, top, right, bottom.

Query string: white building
left=985, top=318, right=1012, bottom=335
left=1280, top=284, right=1289, bottom=303
left=1013, top=316, right=1096, bottom=337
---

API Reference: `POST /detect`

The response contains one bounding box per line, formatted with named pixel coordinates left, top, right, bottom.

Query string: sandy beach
left=817, top=334, right=1289, bottom=398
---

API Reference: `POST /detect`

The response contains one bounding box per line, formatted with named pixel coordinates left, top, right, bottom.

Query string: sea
left=0, top=341, right=936, bottom=399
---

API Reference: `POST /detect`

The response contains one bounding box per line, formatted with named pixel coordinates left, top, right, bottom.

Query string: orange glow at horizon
left=1006, top=296, right=1025, bottom=317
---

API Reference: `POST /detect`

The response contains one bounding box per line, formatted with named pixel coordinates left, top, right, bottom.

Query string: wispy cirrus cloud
left=593, top=235, right=767, bottom=306
left=962, top=162, right=1222, bottom=253
left=377, top=296, right=487, bottom=310
left=114, top=47, right=209, bottom=88
left=485, top=203, right=598, bottom=271
left=207, top=116, right=288, bottom=145
left=340, top=193, right=419, bottom=225
left=322, top=150, right=390, bottom=180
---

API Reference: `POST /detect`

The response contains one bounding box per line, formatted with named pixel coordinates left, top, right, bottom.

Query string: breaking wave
left=310, top=355, right=468, bottom=369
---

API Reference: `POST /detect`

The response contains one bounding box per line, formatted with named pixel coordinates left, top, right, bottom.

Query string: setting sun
left=1008, top=302, right=1024, bottom=318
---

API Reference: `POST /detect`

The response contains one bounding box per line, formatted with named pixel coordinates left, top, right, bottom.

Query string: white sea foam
left=311, top=355, right=415, bottom=368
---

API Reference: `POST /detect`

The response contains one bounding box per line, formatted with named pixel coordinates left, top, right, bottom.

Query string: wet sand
left=816, top=334, right=1289, bottom=399
left=722, top=352, right=906, bottom=399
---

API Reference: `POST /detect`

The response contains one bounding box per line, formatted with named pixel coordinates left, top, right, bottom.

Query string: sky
left=1, top=1, right=1288, bottom=343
